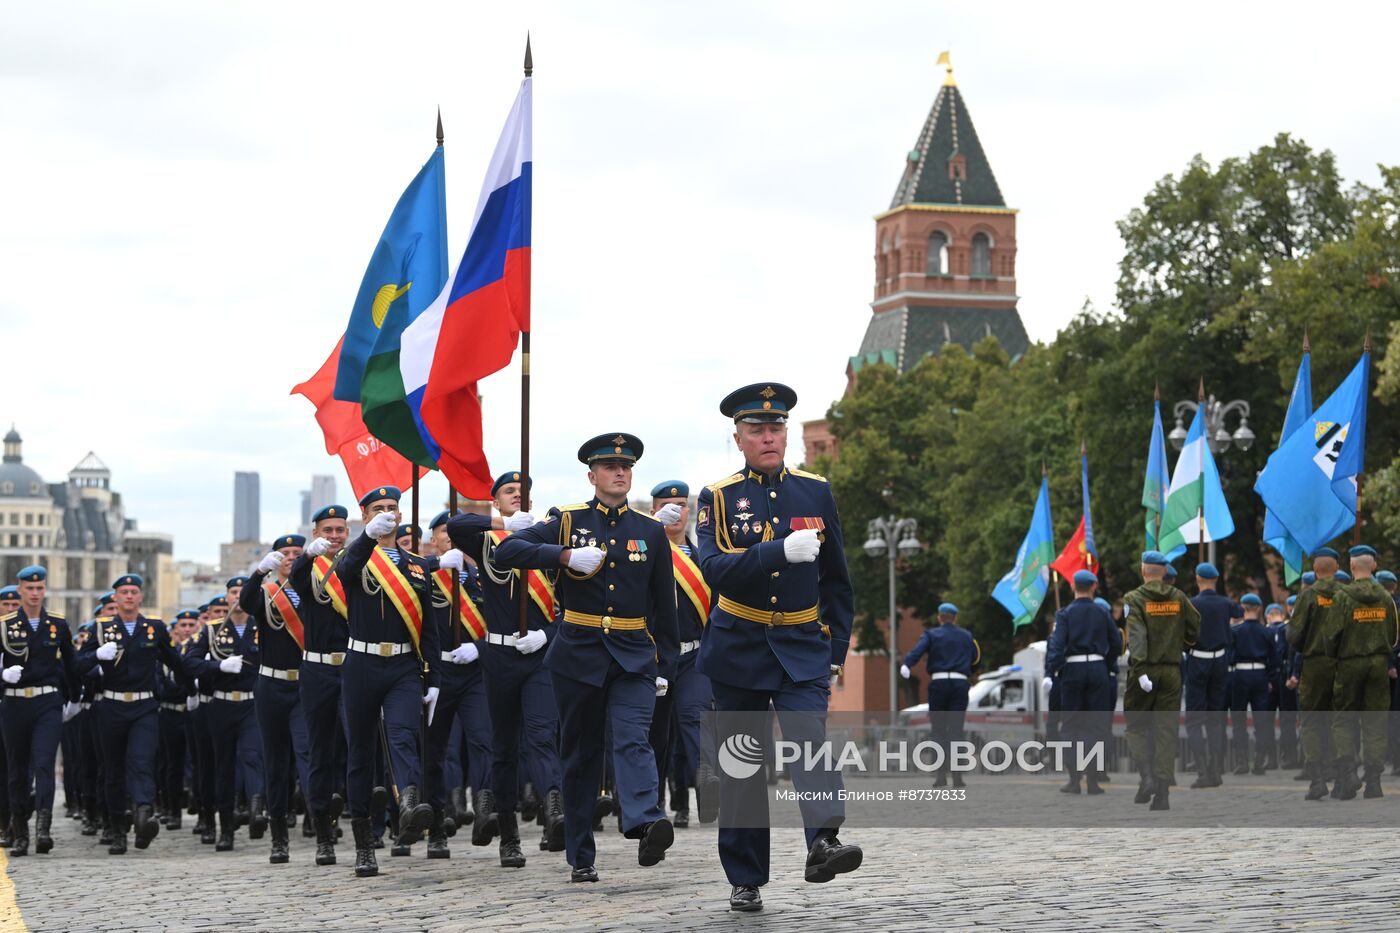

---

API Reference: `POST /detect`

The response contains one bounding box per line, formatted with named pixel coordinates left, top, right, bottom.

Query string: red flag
left=292, top=340, right=426, bottom=498
left=1050, top=515, right=1098, bottom=581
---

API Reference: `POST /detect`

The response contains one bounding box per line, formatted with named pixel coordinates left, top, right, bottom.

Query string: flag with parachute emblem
left=1261, top=347, right=1312, bottom=584
left=993, top=476, right=1054, bottom=630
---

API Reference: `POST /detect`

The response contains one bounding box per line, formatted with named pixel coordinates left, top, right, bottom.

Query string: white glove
left=96, top=641, right=118, bottom=662
left=899, top=664, right=911, bottom=680
left=256, top=551, right=284, bottom=574
left=186, top=695, right=200, bottom=712
left=438, top=549, right=465, bottom=570
left=450, top=643, right=479, bottom=665
left=783, top=528, right=821, bottom=564
left=566, top=546, right=604, bottom=575
left=305, top=537, right=332, bottom=558
left=219, top=655, right=244, bottom=674
left=423, top=686, right=440, bottom=725
left=62, top=701, right=81, bottom=722
left=504, top=511, right=535, bottom=532
left=365, top=512, right=397, bottom=539
left=1042, top=676, right=1054, bottom=694
left=516, top=629, right=547, bottom=654
left=654, top=503, right=683, bottom=526
left=655, top=677, right=669, bottom=697
left=1138, top=673, right=1153, bottom=693
left=2, top=666, right=22, bottom=684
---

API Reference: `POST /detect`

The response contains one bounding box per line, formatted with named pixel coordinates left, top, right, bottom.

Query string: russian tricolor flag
left=400, top=77, right=532, bottom=499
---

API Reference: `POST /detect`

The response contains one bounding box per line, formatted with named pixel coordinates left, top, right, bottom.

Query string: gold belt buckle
left=122, top=692, right=134, bottom=702
left=601, top=615, right=612, bottom=633
left=378, top=643, right=393, bottom=657
left=330, top=652, right=345, bottom=665
left=22, top=687, right=34, bottom=698
left=771, top=611, right=785, bottom=626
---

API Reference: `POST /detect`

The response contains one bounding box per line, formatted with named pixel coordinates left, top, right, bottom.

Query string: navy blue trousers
left=427, top=662, right=492, bottom=809
left=1057, top=662, right=1110, bottom=755
left=552, top=663, right=663, bottom=870
left=298, top=661, right=346, bottom=818
left=1231, top=669, right=1276, bottom=760
left=77, top=708, right=102, bottom=810
left=341, top=653, right=422, bottom=819
left=1185, top=655, right=1230, bottom=765
left=927, top=678, right=971, bottom=757
left=191, top=700, right=216, bottom=811
left=205, top=697, right=263, bottom=813
left=2, top=692, right=62, bottom=813
left=255, top=677, right=311, bottom=819
left=670, top=651, right=713, bottom=787
left=157, top=707, right=189, bottom=809
left=712, top=675, right=843, bottom=888
left=482, top=650, right=561, bottom=807
left=95, top=699, right=160, bottom=815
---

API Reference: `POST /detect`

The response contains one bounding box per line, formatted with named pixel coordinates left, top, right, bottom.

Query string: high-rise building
left=233, top=471, right=260, bottom=542
left=299, top=474, right=338, bottom=533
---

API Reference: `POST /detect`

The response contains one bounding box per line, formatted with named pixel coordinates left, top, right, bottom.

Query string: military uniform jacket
left=241, top=569, right=305, bottom=671
left=494, top=498, right=678, bottom=687
left=74, top=621, right=101, bottom=702
left=904, top=624, right=981, bottom=677
left=156, top=639, right=197, bottom=703
left=424, top=562, right=487, bottom=679
left=694, top=465, right=854, bottom=691
left=446, top=514, right=558, bottom=639
left=288, top=552, right=350, bottom=656
left=1286, top=579, right=1345, bottom=659
left=1189, top=590, right=1241, bottom=651
left=182, top=617, right=259, bottom=693
left=75, top=614, right=189, bottom=695
left=670, top=539, right=709, bottom=645
left=0, top=607, right=77, bottom=698
left=1123, top=581, right=1200, bottom=670
left=1046, top=598, right=1121, bottom=677
left=1229, top=619, right=1280, bottom=674
left=338, top=531, right=440, bottom=687
left=1329, top=579, right=1400, bottom=660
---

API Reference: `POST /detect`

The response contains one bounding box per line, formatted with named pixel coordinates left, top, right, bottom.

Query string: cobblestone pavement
left=5, top=771, right=1400, bottom=931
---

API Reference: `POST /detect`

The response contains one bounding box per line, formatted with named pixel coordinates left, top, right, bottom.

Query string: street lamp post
left=863, top=517, right=922, bottom=713
left=1167, top=394, right=1254, bottom=565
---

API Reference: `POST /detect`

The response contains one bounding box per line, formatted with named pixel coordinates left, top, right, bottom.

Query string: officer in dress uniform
left=155, top=609, right=198, bottom=832
left=290, top=504, right=352, bottom=865
left=1227, top=594, right=1278, bottom=775
left=649, top=480, right=714, bottom=829
left=446, top=473, right=566, bottom=865
left=74, top=573, right=190, bottom=854
left=188, top=594, right=226, bottom=843
left=902, top=603, right=980, bottom=788
left=75, top=592, right=114, bottom=840
left=244, top=533, right=314, bottom=864
left=1184, top=562, right=1238, bottom=788
left=0, top=566, right=77, bottom=856
left=692, top=384, right=860, bottom=914
left=493, top=435, right=679, bottom=884
left=1044, top=571, right=1120, bottom=795
left=337, top=486, right=440, bottom=879
left=1123, top=551, right=1200, bottom=811
left=420, top=512, right=496, bottom=860
left=1287, top=549, right=1345, bottom=799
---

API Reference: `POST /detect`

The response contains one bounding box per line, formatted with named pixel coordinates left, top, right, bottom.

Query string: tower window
left=926, top=232, right=949, bottom=276
left=971, top=233, right=992, bottom=277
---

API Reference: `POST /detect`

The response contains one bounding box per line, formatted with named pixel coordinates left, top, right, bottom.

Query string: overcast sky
left=4, top=2, right=1398, bottom=564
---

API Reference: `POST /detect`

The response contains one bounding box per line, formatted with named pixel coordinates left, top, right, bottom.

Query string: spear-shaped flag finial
left=524, top=33, right=533, bottom=77
left=1197, top=376, right=1205, bottom=402
left=436, top=107, right=443, bottom=147
left=1153, top=380, right=1160, bottom=401
left=1302, top=329, right=1310, bottom=353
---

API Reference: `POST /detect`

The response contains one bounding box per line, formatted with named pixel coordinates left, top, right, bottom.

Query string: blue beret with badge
left=312, top=504, right=348, bottom=524
left=1072, top=570, right=1097, bottom=586
left=16, top=565, right=47, bottom=583
left=97, top=590, right=116, bottom=605
left=1314, top=547, right=1340, bottom=559
left=938, top=602, right=959, bottom=616
left=0, top=585, right=17, bottom=600
left=1335, top=570, right=1352, bottom=583
left=358, top=486, right=402, bottom=508
left=175, top=609, right=200, bottom=620
left=1240, top=593, right=1262, bottom=607
left=1378, top=570, right=1398, bottom=584
left=208, top=595, right=228, bottom=608
left=719, top=382, right=797, bottom=424
left=650, top=480, right=689, bottom=499
left=225, top=575, right=248, bottom=590
left=577, top=433, right=644, bottom=465
left=112, top=573, right=143, bottom=590
left=395, top=524, right=421, bottom=542
left=491, top=471, right=531, bottom=496
left=1141, top=551, right=1168, bottom=566
left=274, top=533, right=306, bottom=550
left=197, top=602, right=210, bottom=613
left=1349, top=544, right=1377, bottom=558
left=429, top=510, right=454, bottom=531
left=1301, top=571, right=1317, bottom=585
left=1195, top=562, right=1219, bottom=580
left=1287, top=595, right=1298, bottom=607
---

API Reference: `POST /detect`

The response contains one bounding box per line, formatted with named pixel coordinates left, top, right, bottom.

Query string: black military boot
left=312, top=813, right=336, bottom=865
left=9, top=811, right=29, bottom=857
left=1149, top=778, right=1170, bottom=811
left=98, top=814, right=113, bottom=846
left=1364, top=767, right=1384, bottom=799
left=427, top=808, right=450, bottom=860
left=544, top=787, right=565, bottom=852
left=1335, top=764, right=1360, bottom=800
left=1060, top=770, right=1082, bottom=794
left=302, top=812, right=316, bottom=837
left=1085, top=771, right=1104, bottom=795
left=498, top=811, right=526, bottom=868
left=672, top=783, right=690, bottom=828
left=452, top=786, right=471, bottom=827
left=199, top=806, right=216, bottom=844
left=1264, top=749, right=1279, bottom=771
left=351, top=817, right=378, bottom=877
left=248, top=794, right=269, bottom=840
left=1134, top=766, right=1154, bottom=804
left=1233, top=748, right=1250, bottom=776
left=471, top=788, right=499, bottom=847
left=215, top=809, right=235, bottom=851
left=696, top=763, right=720, bottom=824
left=520, top=781, right=540, bottom=824
left=133, top=804, right=160, bottom=849
left=1190, top=758, right=1211, bottom=789
left=167, top=801, right=182, bottom=831
left=932, top=766, right=948, bottom=789
left=804, top=831, right=862, bottom=883
left=107, top=811, right=129, bottom=855
left=0, top=808, right=12, bottom=848
left=397, top=785, right=433, bottom=846
left=35, top=810, right=53, bottom=854
left=951, top=768, right=966, bottom=789
left=1304, top=762, right=1330, bottom=800
left=268, top=816, right=290, bottom=863
left=80, top=798, right=98, bottom=836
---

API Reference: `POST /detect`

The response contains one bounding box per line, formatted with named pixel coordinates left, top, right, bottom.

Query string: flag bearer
left=1287, top=548, right=1347, bottom=799
left=1044, top=571, right=1119, bottom=795
left=1185, top=563, right=1237, bottom=788
left=1227, top=594, right=1278, bottom=775
left=902, top=603, right=980, bottom=789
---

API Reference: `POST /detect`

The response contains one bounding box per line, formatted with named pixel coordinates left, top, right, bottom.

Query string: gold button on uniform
left=610, top=539, right=616, bottom=545
left=609, top=562, right=616, bottom=569
left=770, top=596, right=778, bottom=604
left=608, top=584, right=615, bottom=591
left=770, top=491, right=777, bottom=499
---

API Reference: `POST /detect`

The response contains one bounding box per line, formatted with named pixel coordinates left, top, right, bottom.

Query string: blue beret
left=208, top=595, right=228, bottom=608
left=938, top=602, right=958, bottom=616
left=1195, top=562, right=1219, bottom=580
left=1335, top=570, right=1352, bottom=583
left=0, top=586, right=17, bottom=599
left=395, top=524, right=421, bottom=541
left=1163, top=564, right=1178, bottom=579
left=1266, top=603, right=1284, bottom=615
left=274, top=533, right=306, bottom=550
left=112, top=573, right=143, bottom=590
left=97, top=591, right=116, bottom=605
left=651, top=480, right=690, bottom=499
left=1240, top=593, right=1263, bottom=607
left=1287, top=595, right=1297, bottom=606
left=719, top=382, right=797, bottom=423
left=1141, top=551, right=1168, bottom=566
left=175, top=609, right=200, bottom=621
left=312, top=504, right=348, bottom=523
left=429, top=510, right=453, bottom=531
left=358, top=486, right=402, bottom=507
left=1093, top=597, right=1111, bottom=613
left=1314, top=547, right=1339, bottom=559
left=1072, top=570, right=1097, bottom=586
left=225, top=575, right=248, bottom=590
left=1302, top=572, right=1317, bottom=585
left=1349, top=545, right=1377, bottom=558
left=16, top=565, right=47, bottom=583
left=197, top=602, right=210, bottom=613
left=1378, top=570, right=1398, bottom=584
left=491, top=472, right=531, bottom=496
left=578, top=433, right=644, bottom=465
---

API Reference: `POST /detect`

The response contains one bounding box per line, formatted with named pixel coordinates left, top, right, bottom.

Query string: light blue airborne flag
left=1141, top=397, right=1170, bottom=549
left=1255, top=351, right=1370, bottom=554
left=993, top=477, right=1054, bottom=630
left=1262, top=349, right=1312, bottom=584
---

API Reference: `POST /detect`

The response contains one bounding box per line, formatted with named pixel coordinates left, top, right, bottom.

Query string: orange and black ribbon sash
left=433, top=569, right=487, bottom=641
left=313, top=556, right=348, bottom=619
left=670, top=544, right=711, bottom=622
left=263, top=581, right=306, bottom=651
left=366, top=548, right=424, bottom=657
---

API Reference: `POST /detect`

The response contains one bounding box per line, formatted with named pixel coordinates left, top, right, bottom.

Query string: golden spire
left=937, top=50, right=955, bottom=87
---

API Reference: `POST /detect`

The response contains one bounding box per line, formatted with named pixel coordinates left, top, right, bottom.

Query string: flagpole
left=1354, top=330, right=1370, bottom=546
left=1153, top=382, right=1162, bottom=546
left=1196, top=377, right=1206, bottom=565
left=516, top=34, right=534, bottom=637
left=449, top=488, right=462, bottom=648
